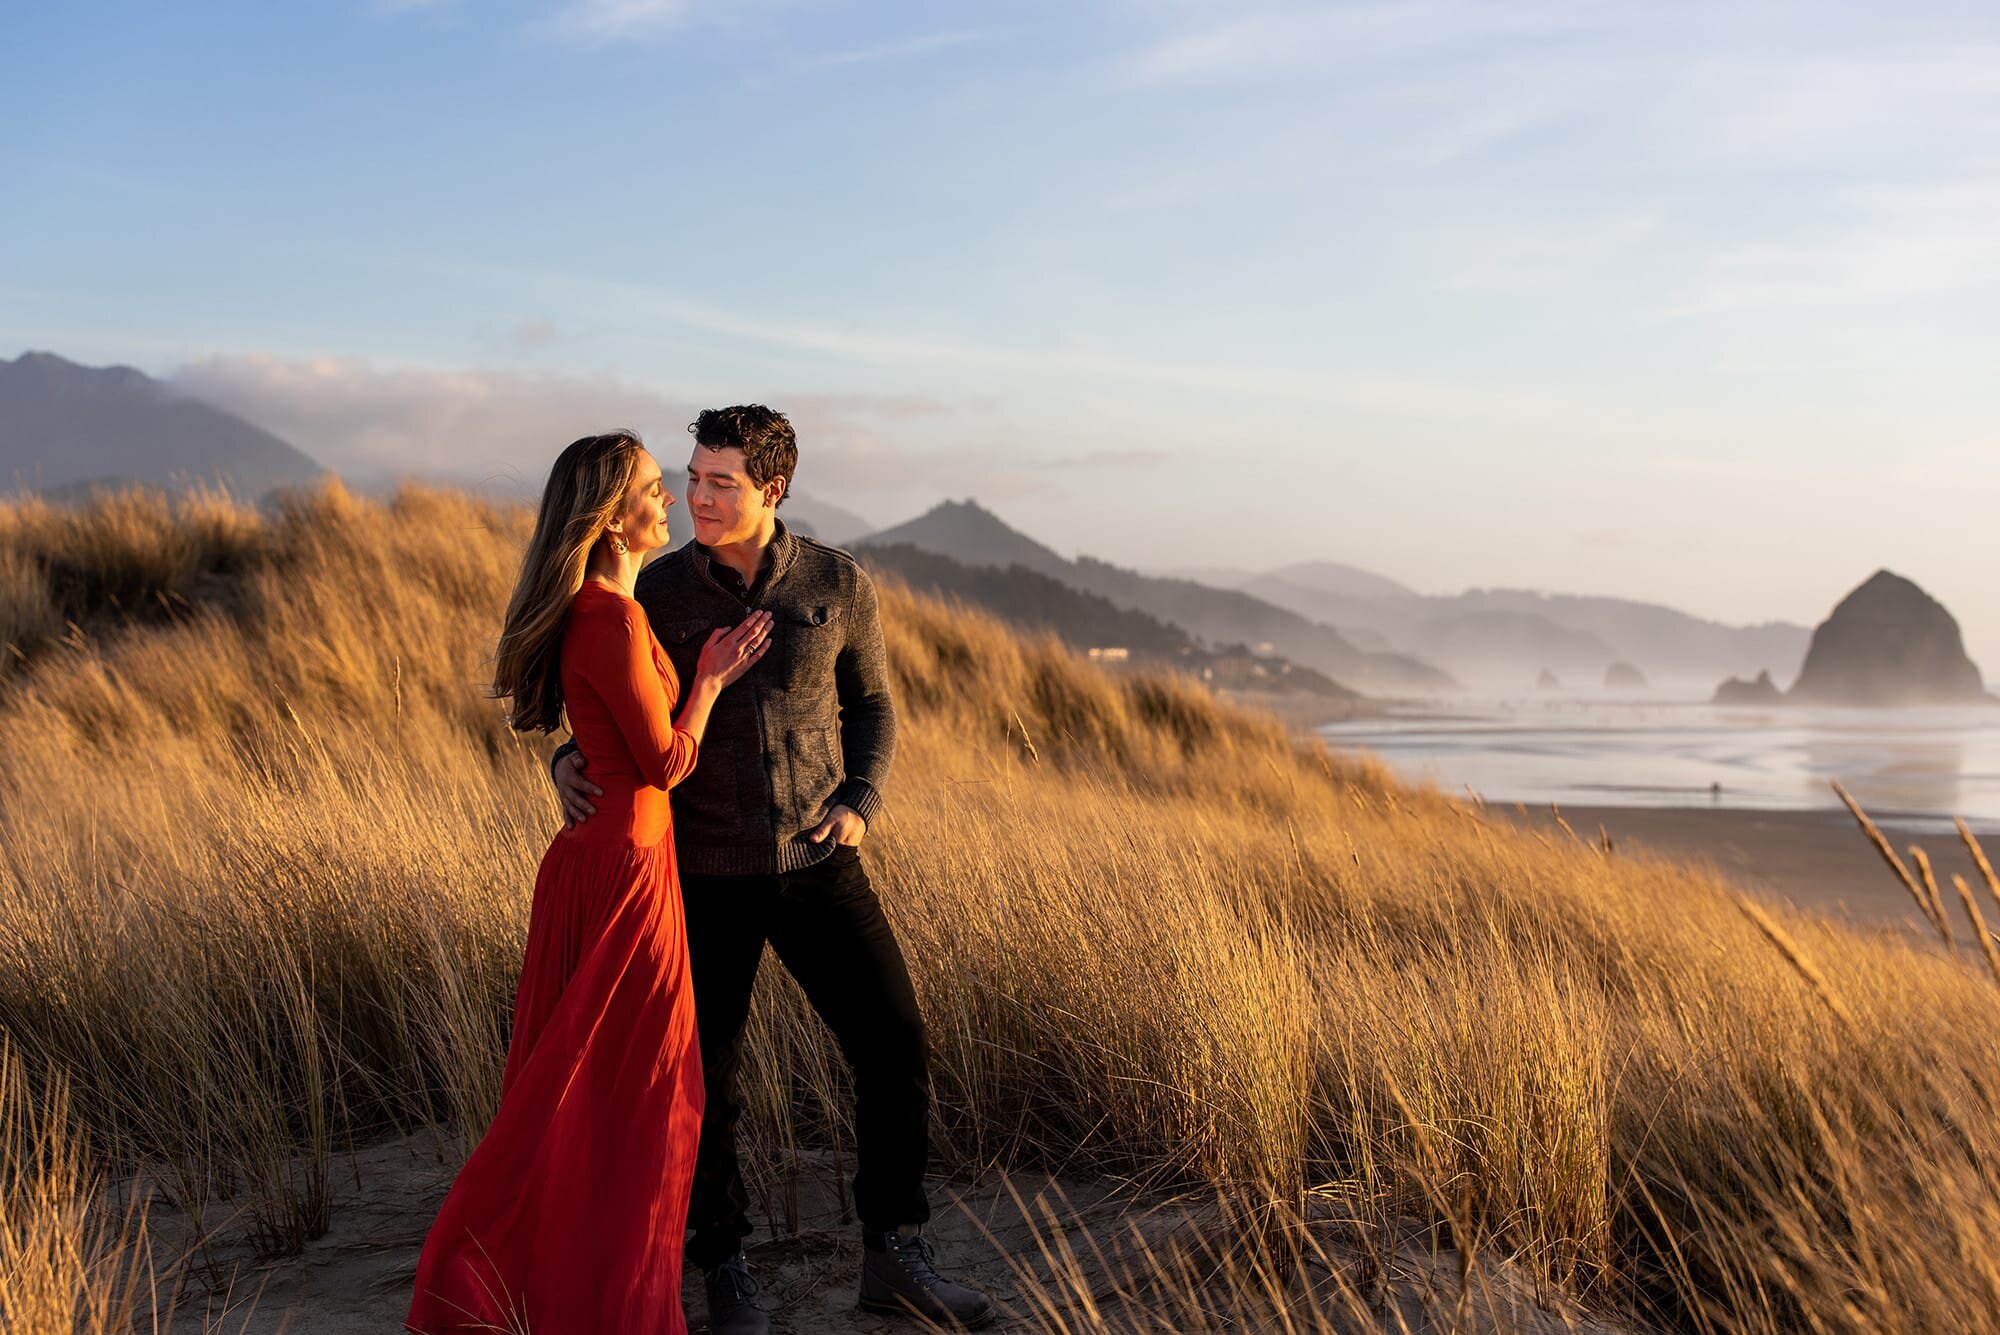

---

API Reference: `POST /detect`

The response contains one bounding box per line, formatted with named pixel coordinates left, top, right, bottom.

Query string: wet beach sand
left=1500, top=802, right=1994, bottom=933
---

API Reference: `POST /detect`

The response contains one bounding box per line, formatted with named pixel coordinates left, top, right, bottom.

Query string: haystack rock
left=1713, top=669, right=1782, bottom=705
left=1787, top=570, right=1988, bottom=706
left=1604, top=661, right=1647, bottom=689
left=1535, top=668, right=1560, bottom=690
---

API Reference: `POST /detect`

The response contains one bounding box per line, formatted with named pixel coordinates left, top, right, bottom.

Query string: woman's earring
left=610, top=533, right=628, bottom=556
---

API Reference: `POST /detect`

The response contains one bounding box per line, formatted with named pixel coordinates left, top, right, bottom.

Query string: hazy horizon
left=8, top=343, right=1999, bottom=679
left=6, top=1, right=1997, bottom=671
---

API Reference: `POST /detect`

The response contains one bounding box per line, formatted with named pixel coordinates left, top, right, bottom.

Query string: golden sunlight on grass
left=3, top=482, right=2000, bottom=1332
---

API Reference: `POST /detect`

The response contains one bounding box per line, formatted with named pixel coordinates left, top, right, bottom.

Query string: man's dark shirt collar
left=696, top=520, right=792, bottom=604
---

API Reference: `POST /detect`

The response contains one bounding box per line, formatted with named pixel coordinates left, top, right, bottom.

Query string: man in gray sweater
left=553, top=406, right=991, bottom=1333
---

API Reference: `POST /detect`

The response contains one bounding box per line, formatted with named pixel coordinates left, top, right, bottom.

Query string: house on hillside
left=1200, top=647, right=1274, bottom=687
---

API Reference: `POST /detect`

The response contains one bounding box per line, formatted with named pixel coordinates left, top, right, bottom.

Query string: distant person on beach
left=552, top=406, right=993, bottom=1334
left=407, top=431, right=771, bottom=1333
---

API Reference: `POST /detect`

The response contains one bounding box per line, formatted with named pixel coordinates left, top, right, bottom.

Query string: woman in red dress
left=407, top=431, right=771, bottom=1334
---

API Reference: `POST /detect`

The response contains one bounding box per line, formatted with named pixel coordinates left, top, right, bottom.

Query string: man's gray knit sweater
left=555, top=522, right=897, bottom=876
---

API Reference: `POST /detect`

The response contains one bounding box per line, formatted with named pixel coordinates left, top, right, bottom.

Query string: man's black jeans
left=680, top=844, right=932, bottom=1269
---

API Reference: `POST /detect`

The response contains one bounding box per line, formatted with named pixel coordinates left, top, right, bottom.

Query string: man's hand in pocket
left=807, top=805, right=867, bottom=847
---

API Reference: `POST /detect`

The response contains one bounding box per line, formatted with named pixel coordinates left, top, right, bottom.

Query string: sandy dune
left=138, top=1135, right=1633, bottom=1334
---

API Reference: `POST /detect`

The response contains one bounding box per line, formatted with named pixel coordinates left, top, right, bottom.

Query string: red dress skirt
left=408, top=583, right=704, bottom=1334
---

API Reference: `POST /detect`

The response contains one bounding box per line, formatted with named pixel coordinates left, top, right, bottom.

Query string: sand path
left=139, top=1134, right=1633, bottom=1334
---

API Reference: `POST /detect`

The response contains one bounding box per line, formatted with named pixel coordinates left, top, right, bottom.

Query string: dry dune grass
left=3, top=482, right=2000, bottom=1332
left=0, top=1044, right=158, bottom=1334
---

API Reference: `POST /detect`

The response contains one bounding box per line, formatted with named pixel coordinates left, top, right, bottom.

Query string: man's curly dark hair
left=688, top=405, right=797, bottom=509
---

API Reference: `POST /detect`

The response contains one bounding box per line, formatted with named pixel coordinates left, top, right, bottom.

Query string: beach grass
left=3, top=482, right=2000, bottom=1331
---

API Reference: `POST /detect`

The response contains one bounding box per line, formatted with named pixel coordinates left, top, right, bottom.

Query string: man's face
left=685, top=445, right=783, bottom=547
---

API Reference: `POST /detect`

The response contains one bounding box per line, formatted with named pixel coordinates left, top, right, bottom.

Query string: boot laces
left=711, top=1255, right=759, bottom=1306
left=891, top=1234, right=943, bottom=1286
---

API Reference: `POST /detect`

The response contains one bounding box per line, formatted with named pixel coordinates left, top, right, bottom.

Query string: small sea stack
left=1713, top=669, right=1782, bottom=705
left=1604, top=661, right=1647, bottom=689
left=1787, top=570, right=1987, bottom=706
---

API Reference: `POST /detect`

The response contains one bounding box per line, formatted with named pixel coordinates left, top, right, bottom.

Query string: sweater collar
left=690, top=518, right=796, bottom=598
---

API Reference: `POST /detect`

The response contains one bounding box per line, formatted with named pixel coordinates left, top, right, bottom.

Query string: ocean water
left=1317, top=697, right=2000, bottom=835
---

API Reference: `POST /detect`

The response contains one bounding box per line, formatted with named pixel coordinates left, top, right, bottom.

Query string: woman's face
left=611, top=448, right=674, bottom=555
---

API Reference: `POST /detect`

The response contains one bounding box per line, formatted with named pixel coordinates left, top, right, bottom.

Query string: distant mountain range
left=1177, top=560, right=1420, bottom=603
left=0, top=351, right=872, bottom=543
left=1178, top=557, right=1808, bottom=688
left=1, top=352, right=326, bottom=499
left=858, top=501, right=1454, bottom=694
left=858, top=543, right=1355, bottom=701
left=5, top=348, right=1823, bottom=697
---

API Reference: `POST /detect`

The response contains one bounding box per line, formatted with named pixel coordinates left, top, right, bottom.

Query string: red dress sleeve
left=576, top=598, right=700, bottom=790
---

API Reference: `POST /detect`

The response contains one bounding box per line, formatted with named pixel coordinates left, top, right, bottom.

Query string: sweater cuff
left=832, top=777, right=885, bottom=826
left=550, top=737, right=578, bottom=783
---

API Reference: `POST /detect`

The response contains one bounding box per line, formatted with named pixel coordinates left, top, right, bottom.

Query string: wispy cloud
left=1111, top=9, right=1352, bottom=89
left=1061, top=447, right=1171, bottom=468
left=399, top=258, right=1767, bottom=463
left=1420, top=207, right=1668, bottom=294
left=1678, top=180, right=2000, bottom=313
left=170, top=354, right=699, bottom=488
left=539, top=5, right=989, bottom=61
left=506, top=318, right=561, bottom=352
left=546, top=0, right=696, bottom=41
left=167, top=354, right=972, bottom=503
left=523, top=270, right=1598, bottom=426
left=1671, top=47, right=2000, bottom=166
left=803, top=28, right=992, bottom=69
left=1107, top=1, right=1606, bottom=90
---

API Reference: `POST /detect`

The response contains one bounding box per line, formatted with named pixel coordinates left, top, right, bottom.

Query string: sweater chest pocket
left=657, top=619, right=713, bottom=691
left=779, top=605, right=842, bottom=688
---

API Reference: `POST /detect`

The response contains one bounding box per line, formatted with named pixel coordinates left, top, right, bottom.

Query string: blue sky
left=4, top=1, right=1998, bottom=664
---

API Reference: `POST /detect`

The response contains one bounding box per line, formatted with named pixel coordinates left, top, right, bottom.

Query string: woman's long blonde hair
left=493, top=430, right=646, bottom=732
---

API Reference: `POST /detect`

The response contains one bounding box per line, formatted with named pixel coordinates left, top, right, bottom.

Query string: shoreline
left=1498, top=802, right=1994, bottom=932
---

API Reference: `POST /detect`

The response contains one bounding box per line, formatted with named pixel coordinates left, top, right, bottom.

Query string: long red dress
left=407, top=581, right=705, bottom=1335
